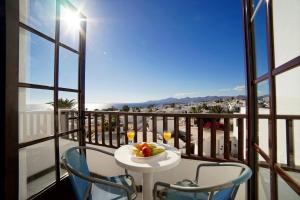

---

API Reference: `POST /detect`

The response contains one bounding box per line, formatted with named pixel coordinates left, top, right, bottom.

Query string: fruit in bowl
left=132, top=142, right=165, bottom=157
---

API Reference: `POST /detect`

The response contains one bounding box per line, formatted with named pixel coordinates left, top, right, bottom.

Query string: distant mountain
left=113, top=95, right=247, bottom=109
left=24, top=95, right=249, bottom=111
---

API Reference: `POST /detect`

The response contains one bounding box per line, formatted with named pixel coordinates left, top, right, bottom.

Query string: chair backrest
left=62, top=147, right=91, bottom=200
left=212, top=163, right=252, bottom=200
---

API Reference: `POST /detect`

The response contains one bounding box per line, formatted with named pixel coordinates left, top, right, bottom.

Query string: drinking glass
left=163, top=130, right=171, bottom=144
left=127, top=130, right=135, bottom=145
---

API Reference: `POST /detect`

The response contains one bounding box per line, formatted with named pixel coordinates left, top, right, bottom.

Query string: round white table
left=114, top=144, right=181, bottom=200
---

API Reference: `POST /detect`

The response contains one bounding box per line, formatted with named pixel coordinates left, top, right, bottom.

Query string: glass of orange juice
left=163, top=130, right=171, bottom=144
left=127, top=130, right=135, bottom=144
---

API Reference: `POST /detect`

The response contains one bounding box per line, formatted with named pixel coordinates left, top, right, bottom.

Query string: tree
left=196, top=105, right=203, bottom=113
left=202, top=103, right=208, bottom=110
left=190, top=107, right=197, bottom=113
left=132, top=107, right=141, bottom=112
left=48, top=98, right=76, bottom=109
left=190, top=106, right=203, bottom=113
left=102, top=106, right=117, bottom=111
left=209, top=105, right=233, bottom=114
left=102, top=115, right=117, bottom=132
left=122, top=105, right=130, bottom=112
left=209, top=105, right=224, bottom=113
left=147, top=104, right=155, bottom=109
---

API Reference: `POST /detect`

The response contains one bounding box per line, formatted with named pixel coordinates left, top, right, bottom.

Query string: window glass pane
left=58, top=92, right=78, bottom=133
left=257, top=81, right=269, bottom=159
left=285, top=170, right=300, bottom=188
left=277, top=119, right=300, bottom=167
left=19, top=28, right=54, bottom=86
left=19, top=0, right=56, bottom=37
left=273, top=0, right=300, bottom=67
left=257, top=80, right=269, bottom=114
left=19, top=140, right=56, bottom=199
left=258, top=166, right=271, bottom=200
left=278, top=174, right=300, bottom=200
left=294, top=120, right=300, bottom=166
left=253, top=0, right=269, bottom=77
left=59, top=47, right=79, bottom=89
left=19, top=88, right=54, bottom=143
left=258, top=118, right=269, bottom=158
left=59, top=134, right=79, bottom=178
left=276, top=119, right=287, bottom=164
left=276, top=66, right=300, bottom=115
left=59, top=4, right=80, bottom=50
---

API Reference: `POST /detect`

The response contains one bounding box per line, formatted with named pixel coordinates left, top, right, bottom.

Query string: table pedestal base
left=142, top=173, right=153, bottom=200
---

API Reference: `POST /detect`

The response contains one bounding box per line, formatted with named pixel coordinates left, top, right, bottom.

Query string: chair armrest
left=153, top=181, right=233, bottom=200
left=62, top=155, right=132, bottom=200
left=92, top=177, right=132, bottom=200
left=153, top=181, right=171, bottom=200
left=195, top=162, right=248, bottom=183
left=77, top=146, right=130, bottom=175
left=154, top=162, right=251, bottom=200
left=76, top=146, right=115, bottom=156
left=195, top=162, right=222, bottom=183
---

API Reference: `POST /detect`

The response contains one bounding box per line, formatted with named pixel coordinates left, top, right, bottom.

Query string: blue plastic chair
left=61, top=146, right=137, bottom=200
left=153, top=162, right=252, bottom=200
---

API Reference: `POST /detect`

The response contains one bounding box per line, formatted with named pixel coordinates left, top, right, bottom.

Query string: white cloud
left=218, top=88, right=231, bottom=92
left=233, top=85, right=245, bottom=91
left=218, top=85, right=246, bottom=93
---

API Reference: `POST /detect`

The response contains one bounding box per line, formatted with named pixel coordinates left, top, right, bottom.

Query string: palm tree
left=48, top=98, right=76, bottom=109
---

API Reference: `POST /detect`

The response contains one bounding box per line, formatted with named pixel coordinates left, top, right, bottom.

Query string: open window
left=18, top=0, right=86, bottom=198
left=244, top=0, right=300, bottom=199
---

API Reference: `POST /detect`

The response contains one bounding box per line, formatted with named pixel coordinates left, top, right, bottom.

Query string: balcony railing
left=19, top=110, right=300, bottom=198
left=80, top=111, right=247, bottom=163
left=19, top=110, right=300, bottom=171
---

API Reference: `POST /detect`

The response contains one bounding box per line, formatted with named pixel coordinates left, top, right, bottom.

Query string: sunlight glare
left=61, top=7, right=81, bottom=32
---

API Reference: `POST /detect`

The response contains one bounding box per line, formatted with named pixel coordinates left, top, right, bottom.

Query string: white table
left=114, top=144, right=181, bottom=200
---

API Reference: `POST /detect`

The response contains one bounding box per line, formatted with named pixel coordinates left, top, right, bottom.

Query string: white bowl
left=131, top=144, right=167, bottom=162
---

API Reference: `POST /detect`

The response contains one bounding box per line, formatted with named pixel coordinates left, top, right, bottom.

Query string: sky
left=80, top=0, right=248, bottom=103
left=21, top=0, right=270, bottom=105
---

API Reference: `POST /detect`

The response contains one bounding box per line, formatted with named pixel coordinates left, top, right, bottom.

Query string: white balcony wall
left=18, top=109, right=72, bottom=199
left=18, top=109, right=72, bottom=143
left=19, top=111, right=54, bottom=143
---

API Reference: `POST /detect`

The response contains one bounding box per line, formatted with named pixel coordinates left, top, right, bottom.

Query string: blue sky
left=22, top=0, right=269, bottom=105
left=80, top=0, right=247, bottom=103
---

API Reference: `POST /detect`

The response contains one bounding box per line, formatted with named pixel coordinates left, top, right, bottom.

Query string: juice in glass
left=127, top=130, right=135, bottom=143
left=163, top=131, right=171, bottom=142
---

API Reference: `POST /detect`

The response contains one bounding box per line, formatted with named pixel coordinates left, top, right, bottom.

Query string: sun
left=60, top=7, right=81, bottom=32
